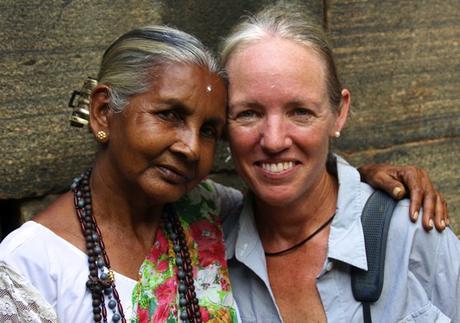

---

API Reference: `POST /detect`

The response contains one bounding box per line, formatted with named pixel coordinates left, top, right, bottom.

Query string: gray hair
left=97, top=25, right=223, bottom=112
left=220, top=2, right=343, bottom=111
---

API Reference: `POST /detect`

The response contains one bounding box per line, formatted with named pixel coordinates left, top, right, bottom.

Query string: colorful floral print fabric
left=132, top=181, right=238, bottom=322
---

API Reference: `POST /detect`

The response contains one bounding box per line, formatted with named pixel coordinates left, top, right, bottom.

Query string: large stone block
left=0, top=0, right=322, bottom=199
left=161, top=0, right=323, bottom=51
left=328, top=0, right=460, bottom=151
left=1, top=0, right=457, bottom=235
left=0, top=0, right=164, bottom=199
left=328, top=0, right=459, bottom=232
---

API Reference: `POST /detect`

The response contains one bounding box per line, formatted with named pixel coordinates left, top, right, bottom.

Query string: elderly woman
left=0, top=25, right=239, bottom=322
left=0, top=23, right=450, bottom=323
left=221, top=3, right=459, bottom=323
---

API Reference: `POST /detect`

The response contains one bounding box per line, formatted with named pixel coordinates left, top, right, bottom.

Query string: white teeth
left=262, top=162, right=294, bottom=173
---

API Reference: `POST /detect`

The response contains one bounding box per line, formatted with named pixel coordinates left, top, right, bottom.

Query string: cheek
left=228, top=124, right=259, bottom=154
left=295, top=121, right=332, bottom=143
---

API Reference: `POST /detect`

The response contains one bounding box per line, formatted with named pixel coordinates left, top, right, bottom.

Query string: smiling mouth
left=258, top=161, right=298, bottom=173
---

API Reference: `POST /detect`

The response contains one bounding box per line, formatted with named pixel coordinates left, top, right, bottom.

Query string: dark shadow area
left=0, top=199, right=21, bottom=241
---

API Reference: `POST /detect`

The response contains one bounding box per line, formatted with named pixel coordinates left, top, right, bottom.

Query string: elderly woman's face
left=226, top=37, right=345, bottom=207
left=106, top=63, right=226, bottom=204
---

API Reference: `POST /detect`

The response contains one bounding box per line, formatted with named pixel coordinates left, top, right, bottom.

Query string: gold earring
left=334, top=131, right=341, bottom=138
left=96, top=130, right=109, bottom=143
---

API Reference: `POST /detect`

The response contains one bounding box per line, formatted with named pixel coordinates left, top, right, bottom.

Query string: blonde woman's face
left=226, top=38, right=343, bottom=207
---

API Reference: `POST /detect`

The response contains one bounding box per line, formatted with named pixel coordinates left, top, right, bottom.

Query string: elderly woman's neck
left=90, top=159, right=164, bottom=231
left=254, top=170, right=338, bottom=244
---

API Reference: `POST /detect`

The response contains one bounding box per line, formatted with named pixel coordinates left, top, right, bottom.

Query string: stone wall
left=1, top=0, right=458, bottom=237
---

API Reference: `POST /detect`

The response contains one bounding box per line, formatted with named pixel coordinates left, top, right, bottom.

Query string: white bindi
left=206, top=85, right=212, bottom=92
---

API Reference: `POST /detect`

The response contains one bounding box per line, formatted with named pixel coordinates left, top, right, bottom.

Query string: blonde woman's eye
left=293, top=108, right=311, bottom=116
left=236, top=110, right=257, bottom=119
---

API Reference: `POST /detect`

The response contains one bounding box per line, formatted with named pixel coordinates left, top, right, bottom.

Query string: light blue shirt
left=223, top=156, right=460, bottom=322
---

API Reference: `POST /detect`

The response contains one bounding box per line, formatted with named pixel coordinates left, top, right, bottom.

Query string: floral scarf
left=131, top=181, right=238, bottom=322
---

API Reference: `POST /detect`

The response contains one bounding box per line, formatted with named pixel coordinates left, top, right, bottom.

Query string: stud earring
left=96, top=130, right=109, bottom=143
left=334, top=131, right=341, bottom=138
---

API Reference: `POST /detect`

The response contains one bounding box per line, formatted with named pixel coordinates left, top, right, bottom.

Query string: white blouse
left=0, top=221, right=137, bottom=322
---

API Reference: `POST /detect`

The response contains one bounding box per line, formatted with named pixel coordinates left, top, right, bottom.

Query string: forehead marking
left=206, top=85, right=212, bottom=92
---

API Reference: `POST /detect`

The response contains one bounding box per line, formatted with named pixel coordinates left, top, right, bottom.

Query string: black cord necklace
left=264, top=213, right=336, bottom=257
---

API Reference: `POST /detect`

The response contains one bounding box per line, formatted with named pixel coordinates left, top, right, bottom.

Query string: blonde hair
left=220, top=2, right=343, bottom=111
left=98, top=25, right=223, bottom=112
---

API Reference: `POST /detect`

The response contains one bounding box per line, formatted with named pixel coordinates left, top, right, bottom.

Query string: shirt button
left=326, top=262, right=334, bottom=272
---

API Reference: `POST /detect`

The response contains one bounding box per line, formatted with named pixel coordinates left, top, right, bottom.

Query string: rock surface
left=1, top=0, right=458, bottom=234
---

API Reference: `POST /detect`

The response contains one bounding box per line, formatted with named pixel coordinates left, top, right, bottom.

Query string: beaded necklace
left=72, top=169, right=202, bottom=322
left=163, top=205, right=202, bottom=322
left=71, top=169, right=125, bottom=323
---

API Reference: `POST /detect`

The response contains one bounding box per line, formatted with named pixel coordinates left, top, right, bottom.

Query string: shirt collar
left=231, top=194, right=273, bottom=282
left=328, top=155, right=369, bottom=270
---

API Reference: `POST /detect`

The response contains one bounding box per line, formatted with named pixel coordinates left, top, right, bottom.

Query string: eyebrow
left=229, top=97, right=322, bottom=109
left=228, top=100, right=260, bottom=110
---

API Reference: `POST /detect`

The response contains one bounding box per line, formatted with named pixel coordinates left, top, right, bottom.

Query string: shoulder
left=0, top=221, right=51, bottom=260
left=383, top=200, right=460, bottom=319
left=0, top=221, right=92, bottom=319
left=178, top=179, right=243, bottom=218
left=0, top=221, right=60, bottom=278
left=0, top=221, right=60, bottom=307
left=388, top=199, right=453, bottom=247
left=0, top=219, right=88, bottom=287
left=0, top=262, right=58, bottom=322
left=387, top=198, right=460, bottom=285
left=195, top=179, right=243, bottom=205
left=205, top=180, right=244, bottom=235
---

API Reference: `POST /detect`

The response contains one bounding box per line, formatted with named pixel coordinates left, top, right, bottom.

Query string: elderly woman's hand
left=358, top=164, right=448, bottom=232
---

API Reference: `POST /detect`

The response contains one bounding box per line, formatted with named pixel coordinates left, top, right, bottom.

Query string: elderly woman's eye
left=200, top=125, right=218, bottom=139
left=158, top=109, right=182, bottom=122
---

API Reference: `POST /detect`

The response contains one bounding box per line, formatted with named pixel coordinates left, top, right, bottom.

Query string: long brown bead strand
left=72, top=169, right=126, bottom=323
left=164, top=205, right=203, bottom=323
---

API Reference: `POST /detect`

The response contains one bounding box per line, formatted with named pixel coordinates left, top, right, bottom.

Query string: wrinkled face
left=107, top=63, right=226, bottom=204
left=226, top=37, right=343, bottom=207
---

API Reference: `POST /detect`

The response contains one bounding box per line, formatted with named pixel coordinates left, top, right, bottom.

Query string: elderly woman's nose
left=171, top=130, right=201, bottom=161
left=259, top=116, right=292, bottom=153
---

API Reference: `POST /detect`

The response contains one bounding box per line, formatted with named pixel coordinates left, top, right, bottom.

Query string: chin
left=252, top=188, right=297, bottom=207
left=143, top=182, right=187, bottom=205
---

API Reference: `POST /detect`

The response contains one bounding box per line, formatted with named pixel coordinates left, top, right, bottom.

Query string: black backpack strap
left=351, top=190, right=397, bottom=323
